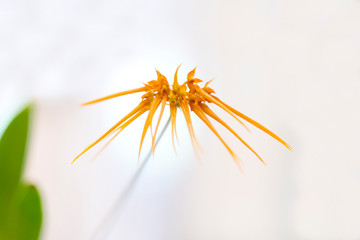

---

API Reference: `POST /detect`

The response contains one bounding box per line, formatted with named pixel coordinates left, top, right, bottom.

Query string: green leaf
left=0, top=106, right=31, bottom=199
left=0, top=184, right=43, bottom=240
left=16, top=184, right=43, bottom=240
left=0, top=105, right=33, bottom=237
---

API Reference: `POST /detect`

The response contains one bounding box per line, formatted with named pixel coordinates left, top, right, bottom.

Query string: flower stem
left=90, top=117, right=171, bottom=240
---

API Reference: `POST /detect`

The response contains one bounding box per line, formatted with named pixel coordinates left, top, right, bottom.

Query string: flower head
left=73, top=65, right=292, bottom=166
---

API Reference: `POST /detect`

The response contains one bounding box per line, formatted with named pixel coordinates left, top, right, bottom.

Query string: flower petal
left=191, top=104, right=241, bottom=168
left=151, top=96, right=167, bottom=153
left=73, top=101, right=147, bottom=162
left=212, top=95, right=292, bottom=150
left=179, top=100, right=201, bottom=158
left=170, top=101, right=178, bottom=154
left=89, top=106, right=149, bottom=161
left=173, top=64, right=181, bottom=90
left=187, top=67, right=197, bottom=80
left=82, top=87, right=148, bottom=106
left=200, top=103, right=265, bottom=165
left=138, top=94, right=162, bottom=158
left=197, top=87, right=250, bottom=132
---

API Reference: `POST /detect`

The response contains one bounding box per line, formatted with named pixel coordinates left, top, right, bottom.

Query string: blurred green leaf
left=15, top=184, right=43, bottom=240
left=1, top=184, right=43, bottom=240
left=0, top=105, right=43, bottom=240
left=0, top=106, right=30, bottom=198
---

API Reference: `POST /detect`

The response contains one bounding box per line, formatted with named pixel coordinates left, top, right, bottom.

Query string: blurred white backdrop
left=1, top=0, right=360, bottom=239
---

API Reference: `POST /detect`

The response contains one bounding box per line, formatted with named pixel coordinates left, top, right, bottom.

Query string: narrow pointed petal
left=200, top=103, right=265, bottom=165
left=173, top=64, right=181, bottom=90
left=197, top=87, right=250, bottom=132
left=150, top=122, right=154, bottom=139
left=170, top=102, right=178, bottom=154
left=89, top=128, right=123, bottom=162
left=156, top=69, right=162, bottom=78
left=73, top=102, right=146, bottom=163
left=180, top=100, right=201, bottom=158
left=212, top=96, right=292, bottom=150
left=114, top=106, right=150, bottom=133
left=187, top=67, right=197, bottom=80
left=192, top=104, right=241, bottom=167
left=138, top=95, right=162, bottom=158
left=82, top=86, right=148, bottom=106
left=151, top=96, right=167, bottom=153
left=90, top=107, right=149, bottom=161
left=204, top=80, right=214, bottom=88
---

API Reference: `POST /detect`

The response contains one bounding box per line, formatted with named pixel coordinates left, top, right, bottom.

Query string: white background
left=1, top=0, right=360, bottom=239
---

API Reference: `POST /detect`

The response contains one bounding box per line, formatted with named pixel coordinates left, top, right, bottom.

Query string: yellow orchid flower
left=73, top=65, right=292, bottom=166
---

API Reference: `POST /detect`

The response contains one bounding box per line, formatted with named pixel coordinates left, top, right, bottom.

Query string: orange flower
left=73, top=66, right=292, bottom=166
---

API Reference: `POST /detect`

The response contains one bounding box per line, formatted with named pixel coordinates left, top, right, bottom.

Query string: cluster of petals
left=73, top=66, right=291, bottom=166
